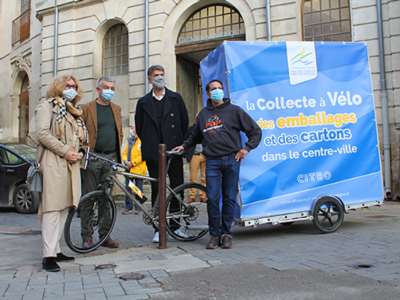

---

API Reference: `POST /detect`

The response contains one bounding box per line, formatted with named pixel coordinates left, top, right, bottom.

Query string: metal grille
left=103, top=25, right=129, bottom=77
left=303, top=0, right=351, bottom=42
left=178, top=5, right=245, bottom=44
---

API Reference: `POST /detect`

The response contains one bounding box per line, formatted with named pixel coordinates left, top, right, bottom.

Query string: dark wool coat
left=135, top=88, right=188, bottom=161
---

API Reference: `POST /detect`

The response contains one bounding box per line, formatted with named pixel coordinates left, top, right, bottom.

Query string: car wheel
left=13, top=184, right=39, bottom=214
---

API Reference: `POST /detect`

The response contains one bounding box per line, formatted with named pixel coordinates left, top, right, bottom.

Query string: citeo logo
left=297, top=171, right=331, bottom=183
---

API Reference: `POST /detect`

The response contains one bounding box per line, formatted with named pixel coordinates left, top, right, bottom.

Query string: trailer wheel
left=312, top=196, right=344, bottom=234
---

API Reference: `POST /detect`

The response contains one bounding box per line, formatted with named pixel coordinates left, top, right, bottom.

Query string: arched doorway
left=18, top=73, right=29, bottom=144
left=175, top=4, right=245, bottom=125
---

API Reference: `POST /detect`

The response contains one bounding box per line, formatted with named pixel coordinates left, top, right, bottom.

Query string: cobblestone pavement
left=1, top=201, right=400, bottom=299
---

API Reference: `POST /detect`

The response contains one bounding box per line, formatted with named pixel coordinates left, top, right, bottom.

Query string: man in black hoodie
left=173, top=79, right=262, bottom=249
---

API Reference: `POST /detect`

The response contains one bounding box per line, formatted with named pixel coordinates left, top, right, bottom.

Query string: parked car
left=0, top=142, right=38, bottom=213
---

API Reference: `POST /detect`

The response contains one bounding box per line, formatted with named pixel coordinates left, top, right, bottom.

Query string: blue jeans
left=205, top=154, right=240, bottom=237
left=125, top=176, right=143, bottom=211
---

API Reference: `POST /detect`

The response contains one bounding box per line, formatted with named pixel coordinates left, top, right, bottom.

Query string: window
left=303, top=0, right=351, bottom=41
left=103, top=25, right=129, bottom=77
left=12, top=0, right=31, bottom=45
left=178, top=5, right=245, bottom=45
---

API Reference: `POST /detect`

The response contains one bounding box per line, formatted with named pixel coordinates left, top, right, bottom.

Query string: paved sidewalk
left=1, top=201, right=400, bottom=299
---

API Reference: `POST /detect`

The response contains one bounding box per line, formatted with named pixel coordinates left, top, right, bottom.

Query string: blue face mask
left=62, top=89, right=77, bottom=102
left=101, top=89, right=115, bottom=102
left=210, top=89, right=224, bottom=103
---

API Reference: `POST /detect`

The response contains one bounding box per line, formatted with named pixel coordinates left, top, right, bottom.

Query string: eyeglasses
left=65, top=84, right=78, bottom=90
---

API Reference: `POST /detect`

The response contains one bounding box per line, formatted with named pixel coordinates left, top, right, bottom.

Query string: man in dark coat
left=135, top=65, right=189, bottom=243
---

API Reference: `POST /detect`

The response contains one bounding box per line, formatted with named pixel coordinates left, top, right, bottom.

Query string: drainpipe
left=376, top=0, right=391, bottom=197
left=53, top=0, right=58, bottom=76
left=144, top=0, right=149, bottom=92
left=266, top=0, right=271, bottom=41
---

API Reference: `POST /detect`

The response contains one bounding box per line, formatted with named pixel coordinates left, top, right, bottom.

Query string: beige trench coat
left=35, top=99, right=81, bottom=223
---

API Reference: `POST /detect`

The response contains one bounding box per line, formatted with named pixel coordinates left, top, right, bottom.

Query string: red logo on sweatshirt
left=204, top=115, right=223, bottom=134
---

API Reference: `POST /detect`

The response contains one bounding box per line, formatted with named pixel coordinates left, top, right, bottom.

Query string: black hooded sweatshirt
left=182, top=98, right=262, bottom=157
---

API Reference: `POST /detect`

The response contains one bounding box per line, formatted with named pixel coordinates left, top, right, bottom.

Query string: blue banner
left=200, top=41, right=383, bottom=220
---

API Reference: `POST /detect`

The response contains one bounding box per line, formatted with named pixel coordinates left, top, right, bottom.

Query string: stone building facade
left=0, top=0, right=399, bottom=196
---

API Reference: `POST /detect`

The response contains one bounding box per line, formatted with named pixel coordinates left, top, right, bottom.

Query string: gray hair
left=147, top=65, right=164, bottom=77
left=98, top=77, right=115, bottom=87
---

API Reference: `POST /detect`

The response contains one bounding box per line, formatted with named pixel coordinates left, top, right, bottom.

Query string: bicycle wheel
left=64, top=190, right=117, bottom=253
left=166, top=183, right=209, bottom=241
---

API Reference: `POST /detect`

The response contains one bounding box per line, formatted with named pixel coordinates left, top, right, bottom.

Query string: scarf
left=48, top=97, right=89, bottom=147
left=127, top=136, right=137, bottom=161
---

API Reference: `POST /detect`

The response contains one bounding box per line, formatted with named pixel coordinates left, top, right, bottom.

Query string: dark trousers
left=205, top=154, right=240, bottom=237
left=147, top=156, right=184, bottom=232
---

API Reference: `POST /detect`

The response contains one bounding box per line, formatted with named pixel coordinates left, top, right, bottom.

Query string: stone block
left=75, top=16, right=100, bottom=32
left=124, top=5, right=145, bottom=21
left=73, top=41, right=94, bottom=56
left=149, top=13, right=168, bottom=28
left=43, top=25, right=55, bottom=38
left=149, top=27, right=162, bottom=42
left=393, top=71, right=400, bottom=88
left=81, top=91, right=94, bottom=103
left=42, top=14, right=55, bottom=27
left=129, top=31, right=145, bottom=45
left=129, top=84, right=146, bottom=98
left=149, top=0, right=175, bottom=15
left=389, top=18, right=400, bottom=36
left=129, top=70, right=146, bottom=85
left=392, top=53, right=400, bottom=71
left=388, top=0, right=400, bottom=19
left=42, top=36, right=55, bottom=50
left=352, top=0, right=376, bottom=8
left=352, top=6, right=377, bottom=25
left=149, top=41, right=161, bottom=56
left=127, top=17, right=145, bottom=35
left=394, top=89, right=400, bottom=106
left=270, top=18, right=297, bottom=36
left=74, top=54, right=94, bottom=68
left=58, top=44, right=73, bottom=59
left=271, top=3, right=296, bottom=21
left=272, top=33, right=300, bottom=41
left=129, top=57, right=145, bottom=73
left=73, top=66, right=93, bottom=80
left=58, top=21, right=74, bottom=35
left=58, top=8, right=74, bottom=23
left=103, top=285, right=126, bottom=297
left=58, top=32, right=74, bottom=47
left=255, top=23, right=267, bottom=39
left=354, top=23, right=379, bottom=41
left=390, top=35, right=400, bottom=54
left=74, top=30, right=96, bottom=44
left=130, top=44, right=145, bottom=58
left=253, top=8, right=266, bottom=24
left=74, top=3, right=106, bottom=21
left=41, top=60, right=54, bottom=73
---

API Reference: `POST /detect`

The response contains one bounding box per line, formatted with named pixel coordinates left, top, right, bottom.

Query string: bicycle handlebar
left=88, top=152, right=130, bottom=171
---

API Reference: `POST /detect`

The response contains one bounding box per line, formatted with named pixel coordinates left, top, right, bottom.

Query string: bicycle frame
left=89, top=152, right=190, bottom=230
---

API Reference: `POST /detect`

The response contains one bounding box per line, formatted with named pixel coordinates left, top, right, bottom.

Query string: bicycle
left=64, top=151, right=209, bottom=253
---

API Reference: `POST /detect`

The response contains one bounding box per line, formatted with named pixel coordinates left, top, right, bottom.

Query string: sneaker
left=200, top=197, right=207, bottom=203
left=122, top=208, right=132, bottom=215
left=188, top=198, right=195, bottom=203
left=221, top=235, right=233, bottom=249
left=206, top=235, right=220, bottom=249
left=174, top=228, right=190, bottom=238
left=134, top=210, right=141, bottom=215
left=152, top=232, right=159, bottom=243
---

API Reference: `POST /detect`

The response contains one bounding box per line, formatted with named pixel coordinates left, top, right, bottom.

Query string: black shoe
left=221, top=235, right=233, bottom=249
left=56, top=252, right=75, bottom=262
left=206, top=235, right=220, bottom=249
left=42, top=257, right=60, bottom=272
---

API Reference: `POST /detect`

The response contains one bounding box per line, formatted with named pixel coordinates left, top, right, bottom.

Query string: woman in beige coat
left=36, top=75, right=88, bottom=272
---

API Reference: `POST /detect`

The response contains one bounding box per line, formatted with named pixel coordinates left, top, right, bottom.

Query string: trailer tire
left=312, top=196, right=344, bottom=234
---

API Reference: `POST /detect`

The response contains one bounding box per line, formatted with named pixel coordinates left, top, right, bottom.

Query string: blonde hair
left=46, top=74, right=83, bottom=104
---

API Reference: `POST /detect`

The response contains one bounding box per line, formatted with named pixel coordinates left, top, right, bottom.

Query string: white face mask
left=63, top=89, right=77, bottom=102
left=130, top=129, right=135, bottom=137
